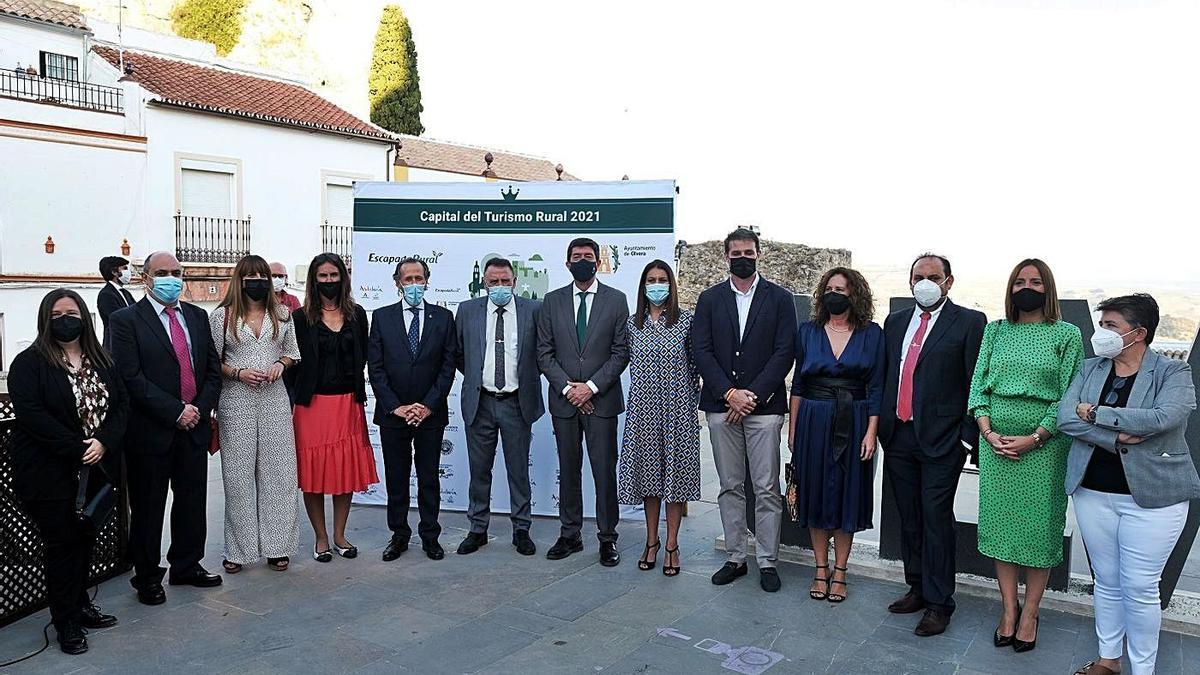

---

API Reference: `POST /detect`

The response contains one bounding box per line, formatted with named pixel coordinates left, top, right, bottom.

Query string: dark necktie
left=407, top=307, right=421, bottom=354
left=576, top=292, right=588, bottom=349
left=495, top=307, right=506, bottom=390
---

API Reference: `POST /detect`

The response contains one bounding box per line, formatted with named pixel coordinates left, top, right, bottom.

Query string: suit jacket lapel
left=1127, top=350, right=1158, bottom=408
left=580, top=285, right=605, bottom=355
left=1086, top=358, right=1111, bottom=406
left=719, top=283, right=740, bottom=344
left=122, top=288, right=135, bottom=307
left=476, top=301, right=489, bottom=368
left=414, top=306, right=436, bottom=359
left=52, top=367, right=81, bottom=427
left=136, top=298, right=176, bottom=360
left=741, top=279, right=768, bottom=343
left=915, top=301, right=959, bottom=369
left=514, top=298, right=528, bottom=356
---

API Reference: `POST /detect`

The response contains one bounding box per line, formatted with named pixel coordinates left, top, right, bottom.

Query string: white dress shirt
left=483, top=298, right=519, bottom=393
left=402, top=300, right=426, bottom=339
left=729, top=273, right=760, bottom=340
left=565, top=280, right=600, bottom=395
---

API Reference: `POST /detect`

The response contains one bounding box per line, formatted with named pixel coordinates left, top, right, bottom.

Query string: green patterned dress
left=968, top=319, right=1083, bottom=568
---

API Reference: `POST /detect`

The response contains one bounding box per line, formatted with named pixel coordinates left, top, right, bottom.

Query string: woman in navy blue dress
left=788, top=266, right=884, bottom=604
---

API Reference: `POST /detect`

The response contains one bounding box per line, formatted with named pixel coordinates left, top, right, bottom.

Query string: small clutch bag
left=784, top=462, right=798, bottom=522
left=77, top=465, right=118, bottom=535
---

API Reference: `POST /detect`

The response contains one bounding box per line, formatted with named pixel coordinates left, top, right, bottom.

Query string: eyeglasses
left=1103, top=376, right=1129, bottom=406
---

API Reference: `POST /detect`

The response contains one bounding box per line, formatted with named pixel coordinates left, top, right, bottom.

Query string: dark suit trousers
left=466, top=394, right=533, bottom=534
left=24, top=499, right=94, bottom=625
left=883, top=421, right=966, bottom=613
left=126, top=431, right=209, bottom=588
left=380, top=425, right=443, bottom=543
left=552, top=413, right=619, bottom=543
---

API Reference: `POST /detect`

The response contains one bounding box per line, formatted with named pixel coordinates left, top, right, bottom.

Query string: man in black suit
left=108, top=251, right=223, bottom=606
left=96, top=255, right=136, bottom=347
left=879, top=253, right=986, bottom=636
left=368, top=257, right=457, bottom=562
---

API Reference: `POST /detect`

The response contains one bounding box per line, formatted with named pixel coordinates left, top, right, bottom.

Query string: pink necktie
left=165, top=306, right=197, bottom=403
left=897, top=312, right=931, bottom=422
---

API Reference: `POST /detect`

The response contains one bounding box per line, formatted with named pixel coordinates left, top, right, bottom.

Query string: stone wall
left=675, top=239, right=852, bottom=309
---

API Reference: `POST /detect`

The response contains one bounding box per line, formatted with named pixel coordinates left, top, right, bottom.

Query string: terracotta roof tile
left=0, top=0, right=87, bottom=31
left=397, top=136, right=578, bottom=182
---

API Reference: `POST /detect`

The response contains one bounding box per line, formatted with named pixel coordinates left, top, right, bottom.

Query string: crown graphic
left=500, top=185, right=520, bottom=201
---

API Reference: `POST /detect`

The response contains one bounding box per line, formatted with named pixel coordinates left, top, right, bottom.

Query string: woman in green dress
left=968, top=258, right=1083, bottom=654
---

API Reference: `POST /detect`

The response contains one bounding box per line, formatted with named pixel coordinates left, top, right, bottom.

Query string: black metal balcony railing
left=0, top=71, right=124, bottom=114
left=322, top=220, right=353, bottom=263
left=175, top=213, right=251, bottom=264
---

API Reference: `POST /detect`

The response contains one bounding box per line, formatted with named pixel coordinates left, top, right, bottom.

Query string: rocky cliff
left=675, top=240, right=851, bottom=309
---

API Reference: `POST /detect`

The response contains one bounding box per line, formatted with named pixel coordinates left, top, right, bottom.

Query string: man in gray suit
left=537, top=237, right=630, bottom=566
left=455, top=258, right=545, bottom=557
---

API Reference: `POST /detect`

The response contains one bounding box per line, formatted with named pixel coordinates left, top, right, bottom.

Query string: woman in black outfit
left=9, top=289, right=127, bottom=654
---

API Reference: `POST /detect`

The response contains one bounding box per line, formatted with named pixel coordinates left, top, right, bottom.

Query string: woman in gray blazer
left=1058, top=294, right=1199, bottom=675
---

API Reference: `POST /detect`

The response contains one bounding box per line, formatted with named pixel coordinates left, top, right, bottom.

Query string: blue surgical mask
left=401, top=284, right=425, bottom=307
left=488, top=285, right=514, bottom=307
left=645, top=283, right=670, bottom=306
left=151, top=276, right=183, bottom=304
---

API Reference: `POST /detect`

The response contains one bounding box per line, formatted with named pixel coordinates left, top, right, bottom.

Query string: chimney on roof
left=482, top=152, right=497, bottom=182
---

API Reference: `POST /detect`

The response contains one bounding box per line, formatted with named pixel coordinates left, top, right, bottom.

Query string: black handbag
left=76, top=464, right=118, bottom=535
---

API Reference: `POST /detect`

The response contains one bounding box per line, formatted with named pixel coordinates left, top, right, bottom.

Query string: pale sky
left=314, top=0, right=1198, bottom=286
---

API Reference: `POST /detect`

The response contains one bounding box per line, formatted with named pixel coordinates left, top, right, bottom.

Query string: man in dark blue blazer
left=96, top=255, right=136, bottom=347
left=879, top=253, right=986, bottom=636
left=368, top=257, right=457, bottom=562
left=692, top=228, right=796, bottom=593
left=109, top=251, right=223, bottom=606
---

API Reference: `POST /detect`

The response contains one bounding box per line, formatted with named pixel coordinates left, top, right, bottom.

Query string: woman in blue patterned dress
left=619, top=259, right=701, bottom=577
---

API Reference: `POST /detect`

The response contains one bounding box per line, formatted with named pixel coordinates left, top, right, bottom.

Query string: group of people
left=7, top=230, right=1196, bottom=675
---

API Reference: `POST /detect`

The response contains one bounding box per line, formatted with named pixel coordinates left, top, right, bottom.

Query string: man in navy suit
left=692, top=228, right=796, bottom=593
left=368, top=257, right=457, bottom=562
left=96, top=255, right=136, bottom=347
left=879, top=253, right=986, bottom=636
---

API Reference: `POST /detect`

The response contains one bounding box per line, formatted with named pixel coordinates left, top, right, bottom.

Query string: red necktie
left=165, top=306, right=197, bottom=403
left=896, top=311, right=931, bottom=422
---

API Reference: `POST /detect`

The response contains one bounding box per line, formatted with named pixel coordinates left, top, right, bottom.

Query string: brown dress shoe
left=887, top=591, right=926, bottom=614
left=914, top=608, right=951, bottom=637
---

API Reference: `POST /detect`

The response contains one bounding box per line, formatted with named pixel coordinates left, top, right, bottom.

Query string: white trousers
left=1073, top=487, right=1189, bottom=675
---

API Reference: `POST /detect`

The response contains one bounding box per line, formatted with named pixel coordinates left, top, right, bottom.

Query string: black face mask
left=729, top=257, right=757, bottom=280
left=1012, top=288, right=1045, bottom=313
left=317, top=280, right=342, bottom=300
left=243, top=279, right=271, bottom=302
left=50, top=315, right=84, bottom=343
left=822, top=291, right=851, bottom=316
left=569, top=260, right=597, bottom=283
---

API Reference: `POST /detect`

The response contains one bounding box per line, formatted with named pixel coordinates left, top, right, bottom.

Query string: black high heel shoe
left=994, top=605, right=1022, bottom=648
left=637, top=540, right=661, bottom=571
left=662, top=546, right=680, bottom=577
left=1012, top=616, right=1038, bottom=653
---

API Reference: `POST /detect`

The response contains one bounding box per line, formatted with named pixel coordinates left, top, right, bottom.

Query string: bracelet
left=982, top=429, right=997, bottom=438
left=1030, top=432, right=1044, bottom=447
left=234, top=368, right=242, bottom=381
left=275, top=359, right=288, bottom=369
left=724, top=388, right=737, bottom=401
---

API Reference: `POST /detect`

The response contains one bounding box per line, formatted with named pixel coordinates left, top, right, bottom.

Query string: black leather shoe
left=78, top=603, right=118, bottom=629
left=599, top=541, right=621, bottom=567
left=423, top=540, right=445, bottom=560
left=1012, top=617, right=1038, bottom=653
left=915, top=608, right=951, bottom=637
left=711, top=561, right=749, bottom=585
left=457, top=532, right=488, bottom=555
left=168, top=568, right=223, bottom=587
left=136, top=583, right=166, bottom=606
left=759, top=567, right=782, bottom=593
left=546, top=536, right=584, bottom=560
left=888, top=591, right=926, bottom=614
left=994, top=606, right=1021, bottom=648
left=513, top=530, right=536, bottom=556
left=56, top=622, right=88, bottom=655
left=382, top=537, right=408, bottom=562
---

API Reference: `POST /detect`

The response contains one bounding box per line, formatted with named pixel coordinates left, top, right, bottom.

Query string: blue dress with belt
left=790, top=320, right=885, bottom=533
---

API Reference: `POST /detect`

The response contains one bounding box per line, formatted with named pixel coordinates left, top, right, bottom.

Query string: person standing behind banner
left=968, top=258, right=1083, bottom=653
left=109, top=251, right=223, bottom=606
left=1060, top=294, right=1199, bottom=675
left=368, top=257, right=457, bottom=563
left=692, top=227, right=796, bottom=593
left=537, top=237, right=630, bottom=566
left=97, top=255, right=136, bottom=347
left=9, top=290, right=126, bottom=654
left=878, top=254, right=986, bottom=636
left=270, top=261, right=302, bottom=313
left=454, top=257, right=544, bottom=557
left=210, top=255, right=300, bottom=574
left=289, top=253, right=378, bottom=563
left=619, top=260, right=700, bottom=577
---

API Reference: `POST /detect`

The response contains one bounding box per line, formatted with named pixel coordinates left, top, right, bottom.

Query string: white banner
left=352, top=179, right=676, bottom=518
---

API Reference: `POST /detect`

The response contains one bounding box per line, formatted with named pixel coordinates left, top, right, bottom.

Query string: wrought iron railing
left=175, top=213, right=251, bottom=264
left=322, top=220, right=353, bottom=263
left=0, top=71, right=124, bottom=114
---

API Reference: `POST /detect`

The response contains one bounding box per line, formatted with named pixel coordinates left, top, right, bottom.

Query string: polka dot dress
left=968, top=319, right=1083, bottom=568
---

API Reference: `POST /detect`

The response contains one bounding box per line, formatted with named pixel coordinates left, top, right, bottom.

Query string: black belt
left=481, top=388, right=518, bottom=401
left=799, top=377, right=867, bottom=465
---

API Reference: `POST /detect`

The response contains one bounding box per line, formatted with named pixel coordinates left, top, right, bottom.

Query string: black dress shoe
left=423, top=541, right=445, bottom=560
left=457, top=532, right=488, bottom=555
left=56, top=621, right=88, bottom=655
left=513, top=530, right=536, bottom=556
left=382, top=537, right=408, bottom=562
left=711, top=561, right=748, bottom=585
left=915, top=608, right=951, bottom=637
left=599, top=541, right=621, bottom=567
left=546, top=536, right=584, bottom=560
left=760, top=567, right=782, bottom=593
left=78, top=603, right=118, bottom=629
left=1012, top=617, right=1038, bottom=653
left=888, top=591, right=926, bottom=614
left=168, top=568, right=223, bottom=587
left=137, top=583, right=166, bottom=606
left=994, top=606, right=1021, bottom=648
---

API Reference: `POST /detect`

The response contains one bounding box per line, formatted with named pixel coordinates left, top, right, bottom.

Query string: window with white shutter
left=181, top=168, right=234, bottom=217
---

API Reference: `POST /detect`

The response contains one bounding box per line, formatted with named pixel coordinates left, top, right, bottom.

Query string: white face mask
left=118, top=268, right=132, bottom=285
left=272, top=277, right=286, bottom=293
left=1091, top=327, right=1136, bottom=359
left=912, top=279, right=945, bottom=308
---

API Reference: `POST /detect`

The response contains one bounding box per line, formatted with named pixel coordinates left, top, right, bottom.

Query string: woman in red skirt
left=289, top=253, right=379, bottom=561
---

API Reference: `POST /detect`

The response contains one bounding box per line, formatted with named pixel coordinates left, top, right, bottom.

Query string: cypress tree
left=368, top=5, right=424, bottom=135
left=170, top=0, right=249, bottom=57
